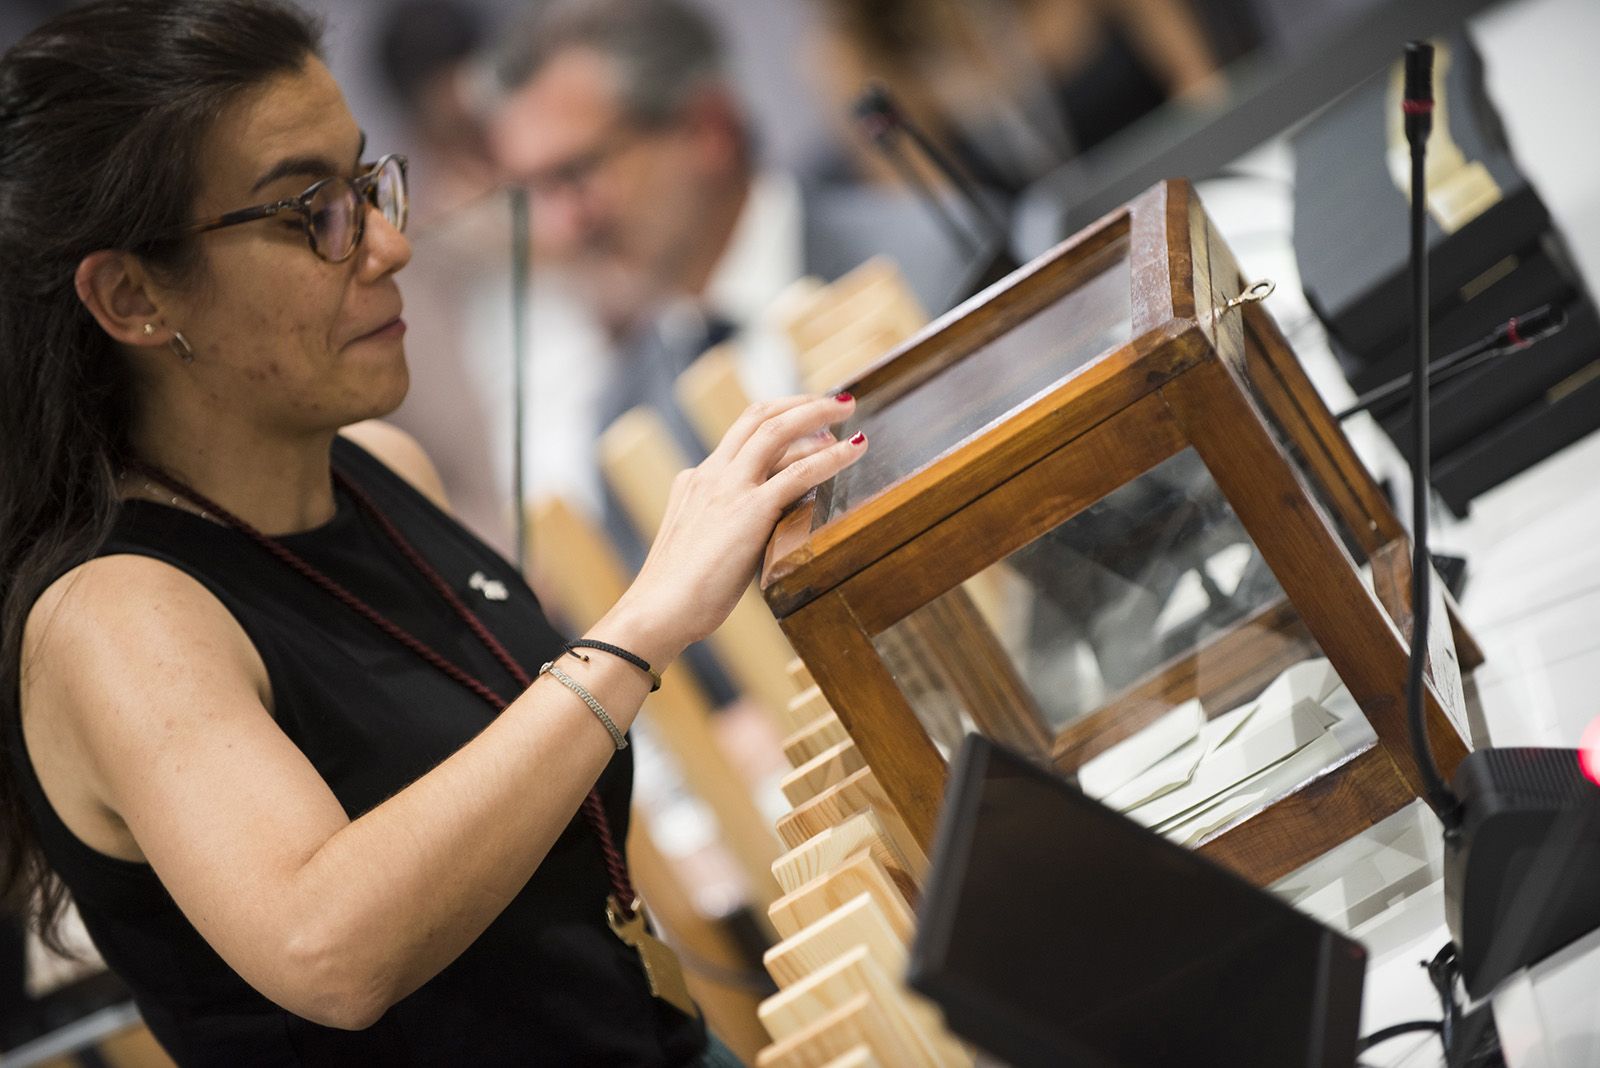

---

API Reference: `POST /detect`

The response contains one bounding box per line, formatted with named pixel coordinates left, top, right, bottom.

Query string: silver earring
left=170, top=331, right=195, bottom=364
left=142, top=323, right=156, bottom=337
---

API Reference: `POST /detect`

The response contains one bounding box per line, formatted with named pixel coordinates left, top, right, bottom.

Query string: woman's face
left=152, top=57, right=412, bottom=435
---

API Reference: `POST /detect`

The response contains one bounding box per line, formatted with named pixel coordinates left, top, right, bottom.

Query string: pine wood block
left=836, top=262, right=924, bottom=340
left=758, top=946, right=968, bottom=1067
left=801, top=323, right=908, bottom=394
left=775, top=767, right=873, bottom=847
left=784, top=257, right=914, bottom=355
left=788, top=658, right=816, bottom=692
left=768, top=275, right=827, bottom=341
left=786, top=685, right=831, bottom=728
left=727, top=584, right=809, bottom=731
left=781, top=739, right=866, bottom=808
left=783, top=712, right=850, bottom=767
left=674, top=340, right=751, bottom=452
left=794, top=269, right=925, bottom=386
left=771, top=810, right=912, bottom=896
left=526, top=496, right=632, bottom=628
left=775, top=263, right=879, bottom=354
left=769, top=847, right=916, bottom=943
left=754, top=994, right=879, bottom=1068
left=764, top=892, right=905, bottom=989
left=599, top=407, right=802, bottom=725
left=793, top=281, right=899, bottom=361
left=817, top=1047, right=883, bottom=1068
left=776, top=769, right=930, bottom=883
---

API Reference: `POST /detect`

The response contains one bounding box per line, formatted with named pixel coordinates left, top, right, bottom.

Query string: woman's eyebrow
left=250, top=154, right=338, bottom=194
left=249, top=133, right=369, bottom=194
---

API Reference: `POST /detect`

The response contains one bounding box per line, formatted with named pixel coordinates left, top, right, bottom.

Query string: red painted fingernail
left=834, top=391, right=854, bottom=404
left=849, top=431, right=866, bottom=446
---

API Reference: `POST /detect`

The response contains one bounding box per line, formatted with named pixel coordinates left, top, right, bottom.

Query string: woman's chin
left=345, top=353, right=411, bottom=423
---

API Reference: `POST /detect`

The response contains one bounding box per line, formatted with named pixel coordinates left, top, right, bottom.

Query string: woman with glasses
left=0, top=1, right=864, bottom=1064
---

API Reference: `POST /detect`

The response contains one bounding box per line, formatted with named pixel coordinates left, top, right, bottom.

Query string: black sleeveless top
left=11, top=439, right=707, bottom=1066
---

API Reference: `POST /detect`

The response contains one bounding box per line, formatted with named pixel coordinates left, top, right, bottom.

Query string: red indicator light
left=1580, top=716, right=1600, bottom=788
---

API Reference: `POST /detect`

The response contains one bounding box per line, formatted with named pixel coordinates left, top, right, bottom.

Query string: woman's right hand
left=601, top=393, right=867, bottom=666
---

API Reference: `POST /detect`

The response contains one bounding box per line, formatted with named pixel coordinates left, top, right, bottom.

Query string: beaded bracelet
left=562, top=639, right=662, bottom=692
left=540, top=661, right=629, bottom=750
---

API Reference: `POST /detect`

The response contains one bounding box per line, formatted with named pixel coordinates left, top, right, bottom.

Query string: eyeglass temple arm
left=188, top=200, right=296, bottom=235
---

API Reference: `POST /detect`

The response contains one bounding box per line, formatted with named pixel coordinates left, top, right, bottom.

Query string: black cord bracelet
left=563, top=639, right=662, bottom=692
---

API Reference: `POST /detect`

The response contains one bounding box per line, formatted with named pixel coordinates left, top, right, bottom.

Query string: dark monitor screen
left=908, top=736, right=1366, bottom=1068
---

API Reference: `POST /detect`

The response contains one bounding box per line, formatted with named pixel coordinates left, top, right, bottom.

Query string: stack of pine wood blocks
left=751, top=659, right=974, bottom=1068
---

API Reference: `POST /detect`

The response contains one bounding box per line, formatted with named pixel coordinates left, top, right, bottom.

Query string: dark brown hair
left=0, top=0, right=322, bottom=950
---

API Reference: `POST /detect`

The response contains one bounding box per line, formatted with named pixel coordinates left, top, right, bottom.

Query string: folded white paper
left=1156, top=682, right=1380, bottom=848
left=1097, top=700, right=1260, bottom=813
left=1078, top=699, right=1206, bottom=800
left=1127, top=695, right=1333, bottom=829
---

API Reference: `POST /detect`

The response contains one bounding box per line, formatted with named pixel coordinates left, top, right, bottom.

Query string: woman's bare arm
left=20, top=394, right=865, bottom=1029
left=25, top=552, right=657, bottom=1029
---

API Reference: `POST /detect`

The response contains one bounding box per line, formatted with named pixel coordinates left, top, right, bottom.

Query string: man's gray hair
left=494, top=0, right=726, bottom=126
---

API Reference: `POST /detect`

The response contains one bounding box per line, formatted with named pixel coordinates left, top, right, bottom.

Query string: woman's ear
left=74, top=250, right=174, bottom=350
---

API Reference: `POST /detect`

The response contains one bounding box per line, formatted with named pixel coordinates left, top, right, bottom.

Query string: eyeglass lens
left=308, top=156, right=407, bottom=261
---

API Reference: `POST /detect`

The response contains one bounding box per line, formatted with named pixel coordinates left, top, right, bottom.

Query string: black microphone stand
left=1401, top=39, right=1465, bottom=832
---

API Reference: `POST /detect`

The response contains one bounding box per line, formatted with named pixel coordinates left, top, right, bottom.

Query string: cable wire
left=1357, top=1018, right=1443, bottom=1053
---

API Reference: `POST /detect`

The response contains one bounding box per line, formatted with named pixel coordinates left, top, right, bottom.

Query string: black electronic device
left=1294, top=32, right=1600, bottom=515
left=1444, top=748, right=1600, bottom=998
left=906, top=735, right=1367, bottom=1068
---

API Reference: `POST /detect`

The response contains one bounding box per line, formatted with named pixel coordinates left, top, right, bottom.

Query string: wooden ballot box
left=759, top=180, right=1480, bottom=887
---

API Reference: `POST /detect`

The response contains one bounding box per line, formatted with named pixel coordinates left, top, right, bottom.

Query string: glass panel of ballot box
left=761, top=180, right=1477, bottom=888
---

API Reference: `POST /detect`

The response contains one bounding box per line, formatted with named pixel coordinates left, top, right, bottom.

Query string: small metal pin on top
left=1226, top=278, right=1276, bottom=309
left=468, top=570, right=508, bottom=601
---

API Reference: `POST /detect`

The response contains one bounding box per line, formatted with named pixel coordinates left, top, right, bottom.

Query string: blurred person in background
left=489, top=0, right=804, bottom=433
left=374, top=0, right=501, bottom=227
left=811, top=0, right=1223, bottom=195
left=482, top=0, right=971, bottom=515
left=482, top=0, right=807, bottom=716
left=375, top=0, right=551, bottom=559
left=466, top=0, right=968, bottom=714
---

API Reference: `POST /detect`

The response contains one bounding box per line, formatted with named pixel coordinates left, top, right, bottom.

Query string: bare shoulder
left=21, top=554, right=272, bottom=858
left=23, top=554, right=268, bottom=715
left=339, top=420, right=451, bottom=512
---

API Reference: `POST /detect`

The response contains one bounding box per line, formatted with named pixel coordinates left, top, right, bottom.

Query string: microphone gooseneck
left=1333, top=304, right=1569, bottom=422
left=852, top=83, right=985, bottom=258
left=1402, top=40, right=1465, bottom=831
left=853, top=81, right=1011, bottom=248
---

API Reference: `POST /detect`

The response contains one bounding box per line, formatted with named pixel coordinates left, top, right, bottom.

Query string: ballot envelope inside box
left=760, top=179, right=1480, bottom=888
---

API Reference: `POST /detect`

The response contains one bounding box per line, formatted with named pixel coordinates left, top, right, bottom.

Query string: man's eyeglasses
left=520, top=124, right=643, bottom=202
left=182, top=154, right=408, bottom=263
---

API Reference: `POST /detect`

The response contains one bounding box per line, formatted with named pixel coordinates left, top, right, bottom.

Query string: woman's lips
left=352, top=317, right=406, bottom=343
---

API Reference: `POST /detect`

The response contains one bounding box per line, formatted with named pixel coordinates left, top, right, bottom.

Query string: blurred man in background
left=485, top=0, right=969, bottom=505
left=489, top=0, right=806, bottom=461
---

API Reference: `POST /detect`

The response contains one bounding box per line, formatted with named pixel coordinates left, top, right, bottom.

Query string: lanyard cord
left=125, top=460, right=637, bottom=910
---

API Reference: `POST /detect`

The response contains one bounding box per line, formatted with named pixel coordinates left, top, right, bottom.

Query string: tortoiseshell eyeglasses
left=183, top=153, right=408, bottom=263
